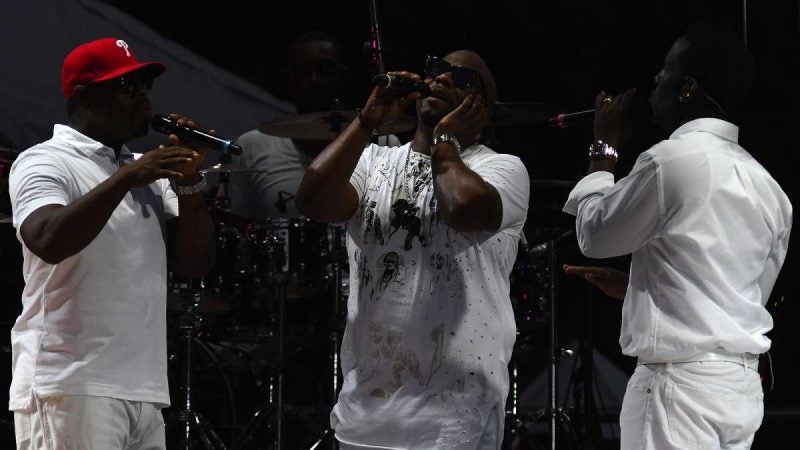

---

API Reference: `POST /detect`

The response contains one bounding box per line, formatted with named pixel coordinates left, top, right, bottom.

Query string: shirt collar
left=53, top=124, right=134, bottom=161
left=669, top=118, right=739, bottom=143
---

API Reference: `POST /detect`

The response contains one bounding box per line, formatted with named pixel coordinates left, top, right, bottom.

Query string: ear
left=679, top=78, right=699, bottom=103
left=70, top=85, right=92, bottom=108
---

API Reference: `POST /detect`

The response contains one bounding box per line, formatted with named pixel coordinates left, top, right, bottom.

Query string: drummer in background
left=226, top=30, right=400, bottom=219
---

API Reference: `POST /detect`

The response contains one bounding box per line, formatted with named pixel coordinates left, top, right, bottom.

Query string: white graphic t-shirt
left=332, top=142, right=530, bottom=449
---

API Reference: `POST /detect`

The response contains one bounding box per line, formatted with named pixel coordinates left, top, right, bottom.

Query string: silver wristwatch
left=171, top=173, right=207, bottom=196
left=432, top=133, right=462, bottom=153
left=588, top=140, right=619, bottom=161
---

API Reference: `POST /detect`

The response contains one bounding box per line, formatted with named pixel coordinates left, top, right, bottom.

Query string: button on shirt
left=563, top=118, right=792, bottom=362
left=8, top=125, right=178, bottom=410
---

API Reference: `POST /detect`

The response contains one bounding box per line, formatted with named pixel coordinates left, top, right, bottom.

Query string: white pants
left=620, top=360, right=763, bottom=450
left=14, top=395, right=166, bottom=450
left=338, top=406, right=501, bottom=450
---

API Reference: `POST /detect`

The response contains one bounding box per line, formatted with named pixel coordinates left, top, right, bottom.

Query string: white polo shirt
left=564, top=118, right=792, bottom=362
left=8, top=125, right=178, bottom=411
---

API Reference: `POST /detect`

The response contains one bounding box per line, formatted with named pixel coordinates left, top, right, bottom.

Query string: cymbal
left=259, top=110, right=416, bottom=140
left=200, top=163, right=265, bottom=175
left=491, top=102, right=563, bottom=127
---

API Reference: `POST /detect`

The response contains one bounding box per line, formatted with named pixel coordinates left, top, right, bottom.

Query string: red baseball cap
left=61, top=37, right=165, bottom=99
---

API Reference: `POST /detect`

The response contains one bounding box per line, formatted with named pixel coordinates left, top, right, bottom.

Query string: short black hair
left=679, top=23, right=754, bottom=116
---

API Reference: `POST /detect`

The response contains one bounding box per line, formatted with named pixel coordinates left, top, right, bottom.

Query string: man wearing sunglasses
left=7, top=38, right=215, bottom=449
left=297, top=50, right=529, bottom=449
left=563, top=24, right=792, bottom=449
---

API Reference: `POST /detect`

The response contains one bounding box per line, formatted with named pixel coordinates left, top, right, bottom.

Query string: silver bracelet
left=171, top=173, right=207, bottom=196
left=432, top=133, right=462, bottom=153
left=588, top=140, right=619, bottom=161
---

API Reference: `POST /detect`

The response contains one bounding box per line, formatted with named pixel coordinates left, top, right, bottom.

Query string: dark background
left=1, top=0, right=797, bottom=448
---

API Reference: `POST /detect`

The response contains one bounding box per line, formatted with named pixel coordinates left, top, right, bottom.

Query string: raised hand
left=593, top=87, right=636, bottom=149
left=120, top=145, right=195, bottom=188
left=434, top=94, right=489, bottom=148
left=160, top=113, right=211, bottom=183
left=359, top=71, right=423, bottom=131
left=562, top=264, right=629, bottom=300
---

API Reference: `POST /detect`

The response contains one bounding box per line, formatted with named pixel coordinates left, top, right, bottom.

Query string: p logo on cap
left=61, top=37, right=165, bottom=99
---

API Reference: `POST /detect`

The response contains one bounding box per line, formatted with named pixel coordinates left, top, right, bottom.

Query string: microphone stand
left=363, top=0, right=386, bottom=145
left=548, top=230, right=582, bottom=450
left=365, top=0, right=386, bottom=76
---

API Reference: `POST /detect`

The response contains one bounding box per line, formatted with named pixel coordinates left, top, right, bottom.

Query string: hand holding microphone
left=359, top=71, right=425, bottom=133
left=151, top=114, right=242, bottom=155
left=372, top=74, right=431, bottom=98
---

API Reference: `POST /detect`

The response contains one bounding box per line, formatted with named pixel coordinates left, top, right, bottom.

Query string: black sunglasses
left=106, top=72, right=154, bottom=93
left=423, top=55, right=482, bottom=90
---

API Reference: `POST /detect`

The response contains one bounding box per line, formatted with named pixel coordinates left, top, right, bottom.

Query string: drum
left=248, top=218, right=340, bottom=301
left=167, top=214, right=253, bottom=314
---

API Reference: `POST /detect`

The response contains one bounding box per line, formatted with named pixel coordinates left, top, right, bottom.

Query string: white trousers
left=337, top=406, right=501, bottom=450
left=620, top=360, right=763, bottom=450
left=13, top=395, right=166, bottom=450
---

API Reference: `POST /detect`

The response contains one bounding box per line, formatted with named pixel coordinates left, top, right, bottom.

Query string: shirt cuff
left=562, top=171, right=615, bottom=216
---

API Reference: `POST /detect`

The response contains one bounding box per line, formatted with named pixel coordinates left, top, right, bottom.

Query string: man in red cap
left=7, top=37, right=215, bottom=449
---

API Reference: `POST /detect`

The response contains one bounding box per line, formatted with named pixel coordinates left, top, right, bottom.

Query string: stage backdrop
left=0, top=0, right=293, bottom=153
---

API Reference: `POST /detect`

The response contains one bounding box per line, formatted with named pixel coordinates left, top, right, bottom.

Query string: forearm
left=21, top=170, right=133, bottom=264
left=170, top=190, right=216, bottom=277
left=432, top=144, right=501, bottom=232
left=296, top=118, right=370, bottom=223
left=588, top=159, right=616, bottom=175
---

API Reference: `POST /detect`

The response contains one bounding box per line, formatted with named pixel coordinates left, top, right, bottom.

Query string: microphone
left=150, top=114, right=243, bottom=155
left=547, top=109, right=595, bottom=129
left=372, top=74, right=430, bottom=98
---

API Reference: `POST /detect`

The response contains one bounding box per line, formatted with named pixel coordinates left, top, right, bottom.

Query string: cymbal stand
left=177, top=285, right=227, bottom=449
left=547, top=231, right=587, bottom=450
left=505, top=239, right=547, bottom=450
left=307, top=227, right=347, bottom=450
left=275, top=278, right=287, bottom=449
left=505, top=231, right=582, bottom=450
left=233, top=272, right=288, bottom=450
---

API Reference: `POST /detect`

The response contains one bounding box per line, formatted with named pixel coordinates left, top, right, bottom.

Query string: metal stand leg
left=229, top=272, right=293, bottom=450
left=275, top=281, right=286, bottom=450
left=306, top=228, right=346, bottom=450
left=505, top=231, right=587, bottom=450
left=177, top=288, right=227, bottom=450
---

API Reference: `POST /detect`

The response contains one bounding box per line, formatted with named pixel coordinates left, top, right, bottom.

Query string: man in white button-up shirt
left=8, top=38, right=216, bottom=449
left=563, top=24, right=792, bottom=449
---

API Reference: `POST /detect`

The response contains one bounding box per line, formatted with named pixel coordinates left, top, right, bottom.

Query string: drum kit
left=162, top=201, right=348, bottom=449
left=155, top=96, right=579, bottom=449
left=0, top=73, right=580, bottom=450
